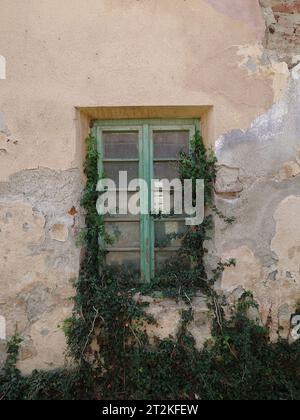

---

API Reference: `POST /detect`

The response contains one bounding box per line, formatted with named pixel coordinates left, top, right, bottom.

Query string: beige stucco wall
left=0, top=0, right=300, bottom=372
left=0, top=0, right=283, bottom=181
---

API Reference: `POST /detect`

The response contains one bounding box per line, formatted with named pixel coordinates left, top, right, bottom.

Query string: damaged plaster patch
left=221, top=246, right=263, bottom=296
left=271, top=195, right=300, bottom=278
left=215, top=76, right=300, bottom=179
left=236, top=43, right=290, bottom=102
left=50, top=223, right=69, bottom=242
left=215, top=166, right=243, bottom=197
left=259, top=0, right=277, bottom=28
left=0, top=201, right=46, bottom=295
left=259, top=0, right=300, bottom=68
left=278, top=160, right=300, bottom=180
left=0, top=56, right=6, bottom=80
left=212, top=70, right=300, bottom=269
left=292, top=62, right=300, bottom=79
left=221, top=244, right=300, bottom=341
left=0, top=168, right=83, bottom=373
left=213, top=73, right=300, bottom=340
left=17, top=306, right=72, bottom=374
left=0, top=112, right=8, bottom=135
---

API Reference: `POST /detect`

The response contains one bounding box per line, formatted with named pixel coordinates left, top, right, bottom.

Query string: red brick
left=272, top=1, right=300, bottom=14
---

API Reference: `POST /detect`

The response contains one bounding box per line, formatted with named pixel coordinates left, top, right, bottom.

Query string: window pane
left=106, top=221, right=140, bottom=248
left=153, top=130, right=189, bottom=159
left=152, top=188, right=186, bottom=216
left=103, top=131, right=139, bottom=159
left=106, top=252, right=140, bottom=273
left=97, top=121, right=197, bottom=283
left=155, top=251, right=190, bottom=270
left=155, top=221, right=187, bottom=248
left=154, top=162, right=179, bottom=180
left=103, top=192, right=140, bottom=218
left=104, top=162, right=139, bottom=184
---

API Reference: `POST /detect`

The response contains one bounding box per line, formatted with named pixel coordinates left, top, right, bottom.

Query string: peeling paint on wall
left=236, top=42, right=290, bottom=102
left=212, top=69, right=300, bottom=341
left=215, top=75, right=300, bottom=179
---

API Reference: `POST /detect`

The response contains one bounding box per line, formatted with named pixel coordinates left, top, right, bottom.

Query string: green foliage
left=178, top=131, right=217, bottom=206
left=0, top=132, right=299, bottom=401
left=0, top=363, right=95, bottom=400
left=3, top=333, right=22, bottom=376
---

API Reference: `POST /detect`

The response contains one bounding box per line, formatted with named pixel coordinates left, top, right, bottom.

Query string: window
left=93, top=119, right=200, bottom=282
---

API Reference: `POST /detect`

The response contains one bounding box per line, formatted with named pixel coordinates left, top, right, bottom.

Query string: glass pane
left=103, top=131, right=139, bottom=159
left=155, top=221, right=187, bottom=248
left=106, top=252, right=140, bottom=272
left=103, top=192, right=140, bottom=219
left=104, top=162, right=139, bottom=184
left=153, top=130, right=189, bottom=159
left=155, top=251, right=190, bottom=270
left=152, top=186, right=186, bottom=216
left=154, top=162, right=179, bottom=180
left=106, top=221, right=140, bottom=248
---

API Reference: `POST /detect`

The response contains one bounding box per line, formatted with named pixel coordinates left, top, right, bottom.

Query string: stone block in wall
left=135, top=293, right=212, bottom=350
left=50, top=223, right=69, bottom=242
left=215, top=166, right=243, bottom=197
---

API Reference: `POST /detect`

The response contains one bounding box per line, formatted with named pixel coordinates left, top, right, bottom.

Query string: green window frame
left=93, top=119, right=200, bottom=282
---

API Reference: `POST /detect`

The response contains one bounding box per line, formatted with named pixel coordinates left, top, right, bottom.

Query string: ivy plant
left=0, top=132, right=299, bottom=401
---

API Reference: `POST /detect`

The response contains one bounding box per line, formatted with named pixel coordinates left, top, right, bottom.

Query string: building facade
left=0, top=0, right=300, bottom=373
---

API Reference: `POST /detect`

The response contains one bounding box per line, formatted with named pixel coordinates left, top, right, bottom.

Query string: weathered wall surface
left=0, top=0, right=279, bottom=182
left=214, top=72, right=300, bottom=340
left=0, top=169, right=83, bottom=373
left=214, top=0, right=300, bottom=339
left=0, top=0, right=300, bottom=371
left=260, top=0, right=300, bottom=67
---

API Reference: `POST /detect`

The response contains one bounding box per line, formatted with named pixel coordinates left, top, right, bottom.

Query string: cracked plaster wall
left=0, top=170, right=83, bottom=373
left=0, top=0, right=300, bottom=371
left=214, top=63, right=300, bottom=342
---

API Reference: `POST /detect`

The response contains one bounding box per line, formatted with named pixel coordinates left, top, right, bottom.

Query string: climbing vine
left=0, top=132, right=299, bottom=400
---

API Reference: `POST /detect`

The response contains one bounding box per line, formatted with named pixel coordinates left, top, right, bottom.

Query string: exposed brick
left=261, top=1, right=300, bottom=66
left=272, top=1, right=300, bottom=14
